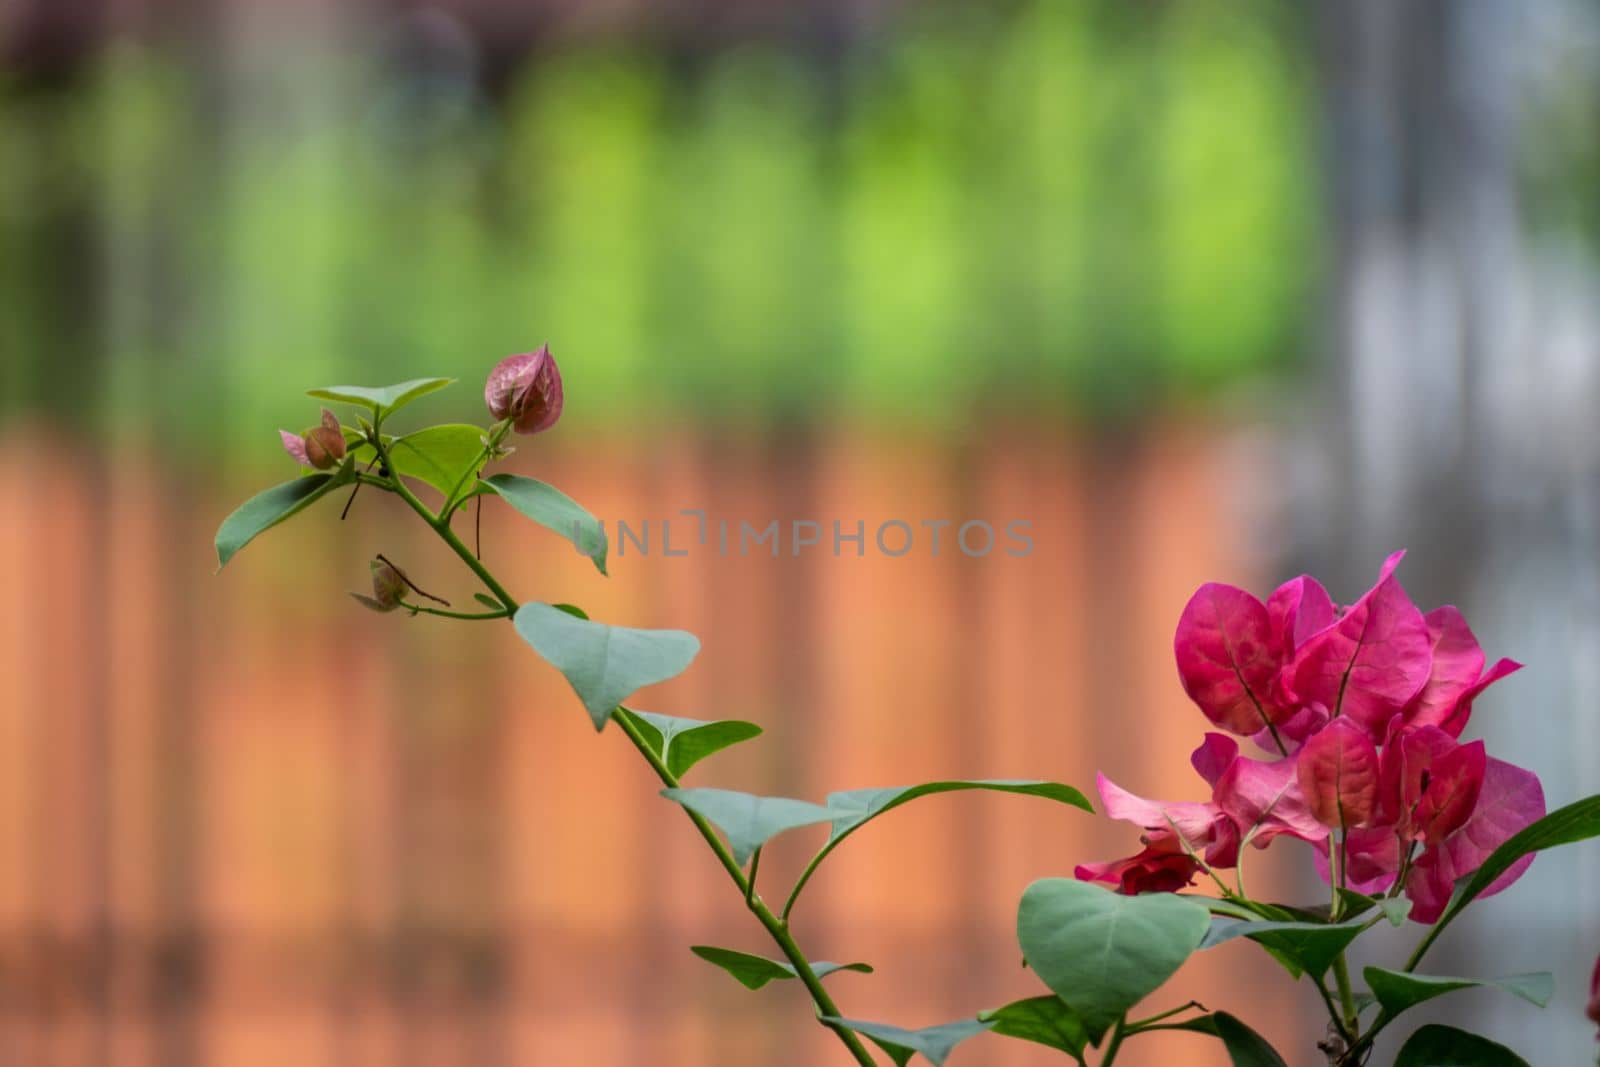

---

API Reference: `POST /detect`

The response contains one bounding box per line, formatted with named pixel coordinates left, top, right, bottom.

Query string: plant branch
left=402, top=603, right=510, bottom=621
left=378, top=441, right=879, bottom=1067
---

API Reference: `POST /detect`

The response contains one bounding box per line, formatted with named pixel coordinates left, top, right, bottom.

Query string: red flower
left=485, top=345, right=564, bottom=435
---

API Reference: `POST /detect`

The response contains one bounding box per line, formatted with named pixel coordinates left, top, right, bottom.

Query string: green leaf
left=1433, top=795, right=1600, bottom=937
left=1392, top=1024, right=1532, bottom=1067
left=353, top=424, right=486, bottom=500
left=214, top=466, right=353, bottom=568
left=1199, top=913, right=1376, bottom=978
left=658, top=788, right=834, bottom=866
left=478, top=473, right=609, bottom=575
left=1017, top=879, right=1211, bottom=1044
left=1363, top=968, right=1553, bottom=1018
left=820, top=1017, right=992, bottom=1067
left=826, top=780, right=1092, bottom=843
left=473, top=593, right=503, bottom=610
left=512, top=602, right=699, bottom=730
left=1164, top=1013, right=1288, bottom=1067
left=979, top=996, right=1089, bottom=1059
left=306, top=377, right=455, bottom=417
left=689, top=946, right=871, bottom=991
left=617, top=709, right=762, bottom=779
left=777, top=780, right=1093, bottom=918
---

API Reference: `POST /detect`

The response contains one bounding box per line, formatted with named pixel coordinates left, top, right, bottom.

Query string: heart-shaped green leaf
left=617, top=710, right=762, bottom=779
left=659, top=788, right=834, bottom=866
left=513, top=603, right=699, bottom=729
left=1200, top=914, right=1373, bottom=978
left=349, top=424, right=487, bottom=500
left=1429, top=795, right=1600, bottom=943
left=1392, top=1024, right=1531, bottom=1066
left=781, top=781, right=1093, bottom=918
left=1017, top=879, right=1210, bottom=1044
left=979, top=996, right=1089, bottom=1058
left=820, top=1017, right=992, bottom=1067
left=477, top=473, right=608, bottom=574
left=1164, top=1013, right=1288, bottom=1067
left=306, top=377, right=454, bottom=417
left=215, top=466, right=353, bottom=568
left=689, top=946, right=871, bottom=991
left=826, top=781, right=1092, bottom=843
left=1363, top=968, right=1553, bottom=1019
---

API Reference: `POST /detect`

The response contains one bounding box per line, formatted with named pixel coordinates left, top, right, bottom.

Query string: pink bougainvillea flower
left=485, top=344, right=564, bottom=435
left=1402, top=606, right=1523, bottom=737
left=1075, top=772, right=1242, bottom=894
left=1297, top=718, right=1380, bottom=830
left=1095, top=773, right=1239, bottom=866
left=279, top=408, right=347, bottom=471
left=1403, top=755, right=1545, bottom=923
left=1286, top=551, right=1433, bottom=736
left=1213, top=750, right=1327, bottom=847
left=1175, top=583, right=1289, bottom=736
left=1075, top=838, right=1202, bottom=895
left=1377, top=725, right=1486, bottom=847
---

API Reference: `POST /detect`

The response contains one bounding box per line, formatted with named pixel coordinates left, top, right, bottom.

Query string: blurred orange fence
left=0, top=423, right=1314, bottom=1067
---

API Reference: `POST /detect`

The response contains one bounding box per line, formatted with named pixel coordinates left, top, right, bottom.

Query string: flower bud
left=281, top=408, right=347, bottom=470
left=350, top=558, right=408, bottom=613
left=485, top=344, right=563, bottom=435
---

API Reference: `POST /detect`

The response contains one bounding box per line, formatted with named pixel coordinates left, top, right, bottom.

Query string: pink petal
left=1405, top=607, right=1487, bottom=729
left=318, top=407, right=340, bottom=435
left=484, top=350, right=542, bottom=420
left=1191, top=733, right=1239, bottom=789
left=1409, top=739, right=1487, bottom=847
left=1175, top=583, right=1286, bottom=736
left=1437, top=657, right=1523, bottom=738
left=1405, top=756, right=1545, bottom=923
left=1297, top=718, right=1381, bottom=829
left=1096, top=773, right=1222, bottom=847
left=1266, top=575, right=1337, bottom=653
left=279, top=429, right=311, bottom=467
left=1312, top=826, right=1402, bottom=895
left=1286, top=551, right=1432, bottom=735
left=1214, top=753, right=1328, bottom=846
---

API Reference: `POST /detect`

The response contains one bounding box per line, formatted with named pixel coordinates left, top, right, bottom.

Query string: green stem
left=377, top=445, right=878, bottom=1067
left=782, top=849, right=829, bottom=923
left=1124, top=1001, right=1205, bottom=1033
left=612, top=710, right=879, bottom=1067
left=1331, top=953, right=1359, bottom=1035
left=402, top=603, right=510, bottom=621
left=745, top=848, right=763, bottom=908
left=1311, top=975, right=1355, bottom=1050
left=1099, top=1017, right=1128, bottom=1067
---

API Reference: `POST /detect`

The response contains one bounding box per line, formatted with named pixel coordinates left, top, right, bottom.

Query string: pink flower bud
left=350, top=559, right=408, bottom=613
left=280, top=409, right=347, bottom=470
left=485, top=345, right=563, bottom=435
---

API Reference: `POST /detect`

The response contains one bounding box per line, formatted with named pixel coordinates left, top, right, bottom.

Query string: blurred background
left=1, top=0, right=1598, bottom=1064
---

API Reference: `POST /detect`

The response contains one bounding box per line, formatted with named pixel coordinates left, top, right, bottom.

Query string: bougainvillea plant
left=218, top=352, right=1600, bottom=1066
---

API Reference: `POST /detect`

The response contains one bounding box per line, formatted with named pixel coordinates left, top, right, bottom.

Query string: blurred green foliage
left=0, top=0, right=1317, bottom=450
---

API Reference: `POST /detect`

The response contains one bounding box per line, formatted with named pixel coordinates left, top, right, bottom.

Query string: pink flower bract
left=485, top=345, right=564, bottom=435
left=1175, top=583, right=1286, bottom=736
left=1297, top=718, right=1380, bottom=830
left=1286, top=551, right=1433, bottom=736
